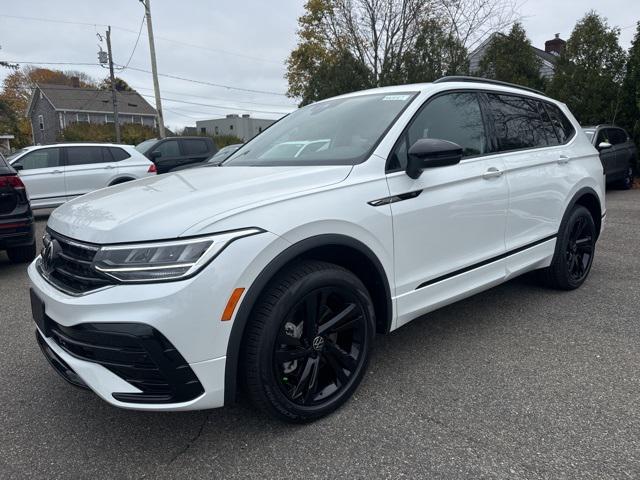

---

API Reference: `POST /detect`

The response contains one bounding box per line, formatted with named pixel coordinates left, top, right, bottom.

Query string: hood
left=48, top=165, right=352, bottom=243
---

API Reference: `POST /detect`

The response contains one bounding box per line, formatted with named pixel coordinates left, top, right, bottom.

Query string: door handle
left=558, top=155, right=570, bottom=165
left=51, top=170, right=63, bottom=174
left=104, top=164, right=116, bottom=170
left=482, top=167, right=503, bottom=180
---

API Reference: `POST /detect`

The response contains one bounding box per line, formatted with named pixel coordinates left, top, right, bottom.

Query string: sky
left=0, top=0, right=638, bottom=131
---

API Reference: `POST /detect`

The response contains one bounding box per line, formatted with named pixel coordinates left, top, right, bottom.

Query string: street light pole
left=140, top=0, right=165, bottom=138
left=105, top=26, right=121, bottom=143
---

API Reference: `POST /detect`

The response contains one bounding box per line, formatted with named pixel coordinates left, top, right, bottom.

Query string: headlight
left=92, top=228, right=263, bottom=282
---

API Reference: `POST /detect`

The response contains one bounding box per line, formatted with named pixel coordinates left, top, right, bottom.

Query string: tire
left=6, top=242, right=37, bottom=263
left=620, top=166, right=634, bottom=190
left=242, top=260, right=375, bottom=423
left=540, top=205, right=596, bottom=290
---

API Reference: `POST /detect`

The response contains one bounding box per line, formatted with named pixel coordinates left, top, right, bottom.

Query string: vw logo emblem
left=312, top=336, right=325, bottom=351
left=41, top=239, right=61, bottom=273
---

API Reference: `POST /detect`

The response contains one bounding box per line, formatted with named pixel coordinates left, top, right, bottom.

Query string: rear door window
left=152, top=140, right=181, bottom=157
left=607, top=128, right=627, bottom=145
left=537, top=102, right=560, bottom=146
left=545, top=103, right=575, bottom=144
left=485, top=93, right=548, bottom=151
left=17, top=148, right=61, bottom=170
left=595, top=129, right=609, bottom=145
left=65, top=146, right=106, bottom=166
left=182, top=139, right=209, bottom=155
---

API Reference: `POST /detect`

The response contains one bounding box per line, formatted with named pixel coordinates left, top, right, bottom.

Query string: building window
left=229, top=124, right=234, bottom=130
left=105, top=113, right=115, bottom=123
left=38, top=115, right=44, bottom=131
left=76, top=113, right=89, bottom=123
left=214, top=126, right=219, bottom=135
left=258, top=127, right=263, bottom=133
left=200, top=127, right=206, bottom=134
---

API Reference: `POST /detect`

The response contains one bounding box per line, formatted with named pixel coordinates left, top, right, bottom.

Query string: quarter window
left=485, top=93, right=548, bottom=151
left=108, top=147, right=131, bottom=161
left=17, top=148, right=61, bottom=170
left=66, top=146, right=105, bottom=166
left=545, top=103, right=575, bottom=143
left=388, top=92, right=487, bottom=171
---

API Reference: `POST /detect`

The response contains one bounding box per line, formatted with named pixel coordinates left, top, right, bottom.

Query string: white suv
left=8, top=143, right=156, bottom=209
left=28, top=78, right=605, bottom=422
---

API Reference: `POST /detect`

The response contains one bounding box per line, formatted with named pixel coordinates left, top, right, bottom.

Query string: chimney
left=242, top=114, right=250, bottom=118
left=70, top=76, right=81, bottom=88
left=545, top=33, right=566, bottom=56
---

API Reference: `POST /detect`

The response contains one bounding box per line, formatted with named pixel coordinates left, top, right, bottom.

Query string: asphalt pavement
left=1, top=190, right=639, bottom=479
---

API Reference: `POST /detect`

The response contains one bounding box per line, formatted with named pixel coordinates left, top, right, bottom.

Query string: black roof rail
left=433, top=76, right=547, bottom=97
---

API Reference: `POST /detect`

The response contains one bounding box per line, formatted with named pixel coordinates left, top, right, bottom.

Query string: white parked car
left=8, top=143, right=156, bottom=209
left=28, top=78, right=605, bottom=422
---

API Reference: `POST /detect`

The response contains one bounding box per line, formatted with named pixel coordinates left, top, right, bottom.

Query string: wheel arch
left=224, top=234, right=393, bottom=405
left=108, top=176, right=135, bottom=186
left=565, top=186, right=603, bottom=237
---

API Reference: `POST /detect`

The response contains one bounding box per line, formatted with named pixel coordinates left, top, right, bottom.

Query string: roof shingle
left=36, top=84, right=157, bottom=115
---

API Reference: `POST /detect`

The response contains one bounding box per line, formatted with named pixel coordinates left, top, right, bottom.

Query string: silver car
left=7, top=143, right=156, bottom=209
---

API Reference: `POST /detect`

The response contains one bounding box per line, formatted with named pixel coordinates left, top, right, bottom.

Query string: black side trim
left=36, top=331, right=89, bottom=390
left=224, top=234, right=392, bottom=405
left=368, top=190, right=422, bottom=206
left=415, top=233, right=557, bottom=290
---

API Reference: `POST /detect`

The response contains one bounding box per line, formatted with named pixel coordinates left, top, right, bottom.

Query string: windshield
left=209, top=144, right=241, bottom=163
left=6, top=149, right=28, bottom=163
left=135, top=138, right=158, bottom=154
left=583, top=129, right=595, bottom=141
left=224, top=92, right=417, bottom=166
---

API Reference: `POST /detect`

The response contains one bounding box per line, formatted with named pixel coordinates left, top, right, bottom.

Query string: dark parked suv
left=583, top=125, right=636, bottom=189
left=135, top=137, right=218, bottom=174
left=0, top=153, right=36, bottom=263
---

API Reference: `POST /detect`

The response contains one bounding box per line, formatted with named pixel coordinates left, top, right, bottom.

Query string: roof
left=468, top=32, right=560, bottom=65
left=31, top=84, right=157, bottom=116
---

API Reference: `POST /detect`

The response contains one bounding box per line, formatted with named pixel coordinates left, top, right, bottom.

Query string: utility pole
left=105, top=26, right=121, bottom=143
left=140, top=0, right=165, bottom=138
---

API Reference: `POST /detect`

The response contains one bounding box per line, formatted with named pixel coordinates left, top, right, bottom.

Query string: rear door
left=63, top=146, right=117, bottom=199
left=179, top=138, right=213, bottom=169
left=12, top=147, right=65, bottom=208
left=595, top=129, right=616, bottom=179
left=484, top=93, right=570, bottom=251
left=149, top=139, right=183, bottom=173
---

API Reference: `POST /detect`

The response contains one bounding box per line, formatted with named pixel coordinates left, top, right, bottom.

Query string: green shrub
left=59, top=122, right=157, bottom=145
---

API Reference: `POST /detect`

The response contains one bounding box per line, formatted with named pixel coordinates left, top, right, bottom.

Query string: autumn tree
left=100, top=76, right=133, bottom=92
left=477, top=23, right=544, bottom=90
left=547, top=12, right=626, bottom=125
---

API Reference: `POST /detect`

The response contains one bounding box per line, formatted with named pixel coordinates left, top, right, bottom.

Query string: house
left=27, top=79, right=158, bottom=145
left=0, top=134, right=14, bottom=154
left=196, top=114, right=276, bottom=142
left=468, top=33, right=567, bottom=80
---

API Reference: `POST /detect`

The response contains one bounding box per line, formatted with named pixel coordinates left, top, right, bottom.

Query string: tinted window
left=183, top=139, right=209, bottom=155
left=607, top=128, right=627, bottom=145
left=388, top=92, right=487, bottom=170
left=109, top=147, right=131, bottom=161
left=538, top=102, right=560, bottom=146
left=66, top=147, right=105, bottom=166
left=595, top=129, right=609, bottom=145
left=153, top=140, right=180, bottom=157
left=486, top=94, right=548, bottom=151
left=545, top=103, right=575, bottom=143
left=17, top=148, right=61, bottom=170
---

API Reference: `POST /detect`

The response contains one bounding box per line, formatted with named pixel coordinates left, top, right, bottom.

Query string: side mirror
left=406, top=139, right=463, bottom=179
left=597, top=141, right=612, bottom=150
left=13, top=163, right=23, bottom=171
left=149, top=151, right=162, bottom=160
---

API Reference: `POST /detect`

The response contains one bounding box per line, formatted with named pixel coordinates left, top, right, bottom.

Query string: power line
left=117, top=15, right=146, bottom=71
left=138, top=93, right=292, bottom=115
left=131, top=85, right=295, bottom=108
left=0, top=13, right=282, bottom=65
left=122, top=65, right=288, bottom=96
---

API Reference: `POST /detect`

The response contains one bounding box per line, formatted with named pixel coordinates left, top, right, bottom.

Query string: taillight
left=0, top=174, right=25, bottom=189
left=147, top=163, right=157, bottom=174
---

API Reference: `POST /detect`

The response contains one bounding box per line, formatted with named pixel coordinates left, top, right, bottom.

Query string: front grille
left=39, top=229, right=114, bottom=295
left=41, top=319, right=204, bottom=404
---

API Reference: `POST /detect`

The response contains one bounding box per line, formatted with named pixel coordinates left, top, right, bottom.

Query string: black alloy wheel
left=274, top=286, right=367, bottom=407
left=541, top=205, right=596, bottom=290
left=242, top=260, right=375, bottom=423
left=621, top=167, right=634, bottom=190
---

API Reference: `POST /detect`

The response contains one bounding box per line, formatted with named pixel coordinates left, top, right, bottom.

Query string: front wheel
left=242, top=260, right=375, bottom=423
left=541, top=205, right=596, bottom=290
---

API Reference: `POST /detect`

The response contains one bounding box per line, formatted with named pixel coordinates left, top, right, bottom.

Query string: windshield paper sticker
left=382, top=95, right=411, bottom=101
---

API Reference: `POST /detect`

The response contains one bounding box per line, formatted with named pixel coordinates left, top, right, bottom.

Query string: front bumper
left=28, top=231, right=288, bottom=411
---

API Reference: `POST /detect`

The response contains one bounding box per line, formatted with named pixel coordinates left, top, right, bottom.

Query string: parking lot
left=0, top=189, right=638, bottom=479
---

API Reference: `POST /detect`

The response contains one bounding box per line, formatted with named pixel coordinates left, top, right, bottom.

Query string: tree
left=286, top=0, right=518, bottom=104
left=547, top=12, right=626, bottom=125
left=477, top=23, right=544, bottom=90
left=619, top=22, right=640, bottom=172
left=100, top=76, right=133, bottom=92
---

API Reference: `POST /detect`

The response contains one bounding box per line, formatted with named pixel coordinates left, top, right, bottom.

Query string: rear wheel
left=242, top=260, right=375, bottom=423
left=6, top=242, right=36, bottom=263
left=541, top=205, right=596, bottom=290
left=620, top=166, right=634, bottom=190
